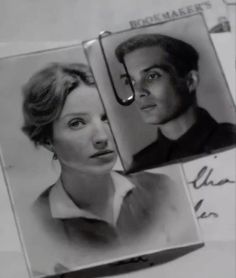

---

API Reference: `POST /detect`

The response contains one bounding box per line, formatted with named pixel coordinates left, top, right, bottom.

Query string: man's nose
left=92, top=121, right=109, bottom=149
left=134, top=81, right=150, bottom=98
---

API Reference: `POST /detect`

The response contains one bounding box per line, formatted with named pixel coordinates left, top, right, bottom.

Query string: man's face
left=121, top=46, right=192, bottom=125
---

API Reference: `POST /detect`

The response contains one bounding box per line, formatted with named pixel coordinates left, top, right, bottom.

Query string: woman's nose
left=92, top=121, right=109, bottom=149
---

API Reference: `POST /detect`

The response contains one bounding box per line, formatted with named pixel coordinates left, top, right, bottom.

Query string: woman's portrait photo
left=0, top=45, right=201, bottom=277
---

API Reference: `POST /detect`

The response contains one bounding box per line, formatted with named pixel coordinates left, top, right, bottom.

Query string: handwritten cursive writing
left=194, top=199, right=218, bottom=219
left=189, top=166, right=235, bottom=190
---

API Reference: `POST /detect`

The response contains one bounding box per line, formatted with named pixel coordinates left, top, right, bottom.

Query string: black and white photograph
left=0, top=43, right=202, bottom=277
left=84, top=14, right=236, bottom=173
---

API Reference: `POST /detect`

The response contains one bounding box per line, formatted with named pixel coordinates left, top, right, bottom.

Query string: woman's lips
left=90, top=150, right=114, bottom=158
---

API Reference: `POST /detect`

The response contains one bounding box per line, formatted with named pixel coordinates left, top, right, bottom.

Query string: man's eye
left=145, top=72, right=161, bottom=82
left=101, top=114, right=109, bottom=123
left=68, top=119, right=85, bottom=129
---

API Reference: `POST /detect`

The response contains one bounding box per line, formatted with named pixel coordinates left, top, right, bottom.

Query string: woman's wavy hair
left=22, top=63, right=95, bottom=146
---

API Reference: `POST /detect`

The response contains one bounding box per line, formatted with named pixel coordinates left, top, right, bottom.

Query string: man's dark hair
left=115, top=34, right=199, bottom=77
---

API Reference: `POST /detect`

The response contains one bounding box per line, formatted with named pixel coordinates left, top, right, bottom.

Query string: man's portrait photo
left=115, top=32, right=236, bottom=172
left=84, top=14, right=236, bottom=173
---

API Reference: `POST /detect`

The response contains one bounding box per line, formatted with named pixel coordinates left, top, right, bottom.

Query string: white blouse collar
left=49, top=171, right=134, bottom=226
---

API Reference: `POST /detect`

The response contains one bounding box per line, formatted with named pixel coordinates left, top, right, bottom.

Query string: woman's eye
left=68, top=119, right=85, bottom=129
left=145, top=71, right=161, bottom=82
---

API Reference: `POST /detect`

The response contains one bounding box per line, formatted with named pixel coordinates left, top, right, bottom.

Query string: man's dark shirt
left=128, top=108, right=236, bottom=173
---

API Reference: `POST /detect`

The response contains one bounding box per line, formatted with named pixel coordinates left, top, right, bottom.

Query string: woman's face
left=51, top=84, right=117, bottom=175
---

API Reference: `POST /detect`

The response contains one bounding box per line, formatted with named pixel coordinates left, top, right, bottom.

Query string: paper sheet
left=0, top=1, right=235, bottom=277
left=183, top=149, right=236, bottom=241
left=0, top=0, right=230, bottom=41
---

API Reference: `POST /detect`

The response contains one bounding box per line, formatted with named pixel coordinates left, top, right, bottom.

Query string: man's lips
left=140, top=104, right=157, bottom=111
left=90, top=150, right=114, bottom=158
